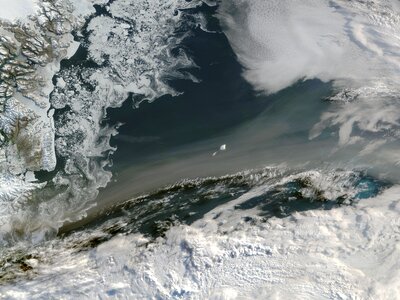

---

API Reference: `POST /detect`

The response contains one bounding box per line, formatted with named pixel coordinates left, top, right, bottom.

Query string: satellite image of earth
left=0, top=0, right=400, bottom=299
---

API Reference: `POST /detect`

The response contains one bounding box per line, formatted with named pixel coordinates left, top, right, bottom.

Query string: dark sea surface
left=47, top=2, right=388, bottom=241
left=98, top=14, right=333, bottom=199
left=57, top=4, right=359, bottom=234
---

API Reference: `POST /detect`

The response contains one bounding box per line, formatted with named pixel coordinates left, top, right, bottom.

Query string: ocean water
left=1, top=0, right=400, bottom=299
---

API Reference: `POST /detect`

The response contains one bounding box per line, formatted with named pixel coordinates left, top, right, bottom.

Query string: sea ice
left=0, top=0, right=38, bottom=22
